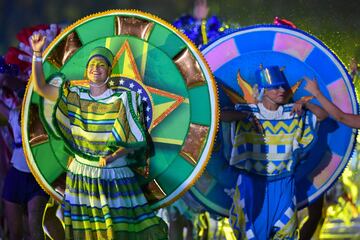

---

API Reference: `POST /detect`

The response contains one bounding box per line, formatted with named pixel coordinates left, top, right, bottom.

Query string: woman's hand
left=291, top=96, right=313, bottom=116
left=30, top=33, right=46, bottom=54
left=98, top=148, right=133, bottom=167
left=304, top=77, right=321, bottom=98
left=99, top=155, right=116, bottom=167
left=98, top=156, right=109, bottom=167
left=291, top=101, right=304, bottom=116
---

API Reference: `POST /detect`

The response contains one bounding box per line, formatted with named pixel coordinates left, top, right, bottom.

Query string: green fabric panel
left=146, top=143, right=180, bottom=181
left=150, top=104, right=189, bottom=141
left=188, top=85, right=212, bottom=125
left=148, top=24, right=186, bottom=59
left=76, top=16, right=115, bottom=44
left=144, top=44, right=188, bottom=97
left=43, top=61, right=59, bottom=79
left=156, top=154, right=193, bottom=193
left=31, top=142, right=65, bottom=183
left=49, top=137, right=69, bottom=170
left=30, top=93, right=40, bottom=105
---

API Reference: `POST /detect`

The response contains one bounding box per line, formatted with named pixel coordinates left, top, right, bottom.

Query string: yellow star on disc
left=106, top=39, right=186, bottom=145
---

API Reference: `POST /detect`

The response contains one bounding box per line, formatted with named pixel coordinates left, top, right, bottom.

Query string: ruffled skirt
left=63, top=158, right=168, bottom=240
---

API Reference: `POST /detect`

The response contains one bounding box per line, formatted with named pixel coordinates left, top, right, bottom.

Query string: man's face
left=86, top=57, right=111, bottom=84
left=264, top=85, right=288, bottom=104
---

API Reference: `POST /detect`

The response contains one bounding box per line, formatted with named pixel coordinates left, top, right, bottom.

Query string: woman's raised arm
left=30, top=33, right=59, bottom=102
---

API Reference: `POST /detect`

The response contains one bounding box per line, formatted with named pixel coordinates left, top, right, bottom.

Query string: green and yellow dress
left=52, top=74, right=168, bottom=239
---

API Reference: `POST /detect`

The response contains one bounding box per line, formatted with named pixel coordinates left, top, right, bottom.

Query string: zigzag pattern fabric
left=51, top=75, right=167, bottom=239
left=229, top=175, right=254, bottom=240
left=228, top=102, right=316, bottom=239
left=230, top=103, right=317, bottom=179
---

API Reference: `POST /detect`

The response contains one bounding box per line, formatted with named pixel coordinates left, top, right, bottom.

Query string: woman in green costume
left=30, top=33, right=168, bottom=240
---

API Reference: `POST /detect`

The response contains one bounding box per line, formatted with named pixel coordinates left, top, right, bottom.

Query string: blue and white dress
left=229, top=103, right=317, bottom=240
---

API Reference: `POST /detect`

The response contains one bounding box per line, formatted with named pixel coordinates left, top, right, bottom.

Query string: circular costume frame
left=22, top=10, right=219, bottom=209
left=190, top=25, right=358, bottom=216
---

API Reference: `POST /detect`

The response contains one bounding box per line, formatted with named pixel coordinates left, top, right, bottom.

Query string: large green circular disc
left=22, top=10, right=218, bottom=209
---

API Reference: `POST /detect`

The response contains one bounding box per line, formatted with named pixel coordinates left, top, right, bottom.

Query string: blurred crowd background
left=1, top=0, right=360, bottom=63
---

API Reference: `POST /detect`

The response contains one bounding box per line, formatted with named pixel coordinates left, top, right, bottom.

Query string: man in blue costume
left=222, top=66, right=328, bottom=239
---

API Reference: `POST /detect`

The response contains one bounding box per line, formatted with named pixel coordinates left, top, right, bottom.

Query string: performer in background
left=349, top=58, right=359, bottom=81
left=173, top=0, right=234, bottom=47
left=30, top=33, right=168, bottom=240
left=1, top=89, right=49, bottom=240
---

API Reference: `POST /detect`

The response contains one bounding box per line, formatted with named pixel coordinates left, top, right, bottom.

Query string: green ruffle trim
left=65, top=218, right=168, bottom=240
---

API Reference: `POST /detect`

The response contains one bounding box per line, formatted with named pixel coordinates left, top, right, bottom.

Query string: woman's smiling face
left=86, top=56, right=111, bottom=84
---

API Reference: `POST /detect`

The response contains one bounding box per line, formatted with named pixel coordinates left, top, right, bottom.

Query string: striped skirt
left=63, top=158, right=168, bottom=240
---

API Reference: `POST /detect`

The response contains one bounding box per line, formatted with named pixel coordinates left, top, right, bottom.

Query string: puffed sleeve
left=50, top=73, right=74, bottom=145
left=107, top=90, right=147, bottom=149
